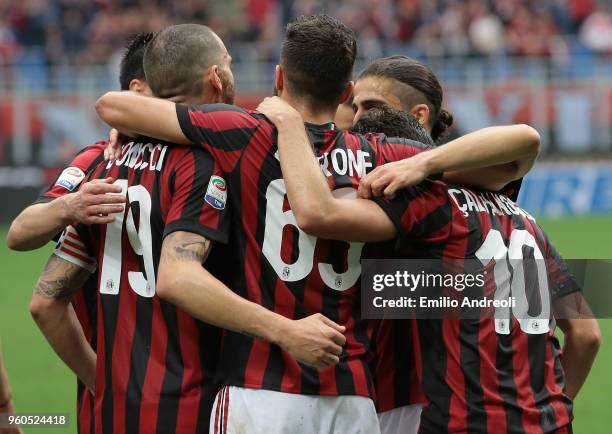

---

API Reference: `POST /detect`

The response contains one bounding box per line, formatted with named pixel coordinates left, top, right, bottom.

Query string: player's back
left=377, top=181, right=577, bottom=433
left=175, top=103, right=431, bottom=399
left=67, top=138, right=228, bottom=434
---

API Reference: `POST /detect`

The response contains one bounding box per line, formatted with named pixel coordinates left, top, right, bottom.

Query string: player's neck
left=280, top=94, right=335, bottom=125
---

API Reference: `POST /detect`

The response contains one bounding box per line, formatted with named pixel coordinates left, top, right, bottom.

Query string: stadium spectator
left=0, top=0, right=610, bottom=68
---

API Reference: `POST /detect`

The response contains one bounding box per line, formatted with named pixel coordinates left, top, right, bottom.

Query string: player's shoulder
left=86, top=140, right=110, bottom=152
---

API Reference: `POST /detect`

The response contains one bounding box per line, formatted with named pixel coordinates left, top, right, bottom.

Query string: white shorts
left=209, top=386, right=380, bottom=434
left=378, top=404, right=423, bottom=434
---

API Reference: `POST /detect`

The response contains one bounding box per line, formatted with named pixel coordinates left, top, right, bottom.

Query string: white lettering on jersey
left=106, top=142, right=168, bottom=172
left=448, top=188, right=536, bottom=221
left=317, top=149, right=373, bottom=179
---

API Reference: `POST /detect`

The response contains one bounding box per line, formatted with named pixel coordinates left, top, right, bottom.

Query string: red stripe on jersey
left=481, top=329, right=507, bottom=434
left=240, top=136, right=271, bottom=389
left=78, top=390, right=92, bottom=434
left=94, top=269, right=106, bottom=434
left=59, top=245, right=93, bottom=265
left=72, top=291, right=92, bottom=342
left=512, top=329, right=541, bottom=433
left=213, top=389, right=222, bottom=434
left=175, top=310, right=203, bottom=433
left=165, top=153, right=195, bottom=223
left=139, top=297, right=168, bottom=434
left=62, top=237, right=89, bottom=254
left=373, top=321, right=396, bottom=412
left=409, top=321, right=427, bottom=405
left=444, top=319, right=468, bottom=433
left=544, top=335, right=572, bottom=430
left=273, top=279, right=302, bottom=393
left=189, top=109, right=257, bottom=134
left=66, top=231, right=86, bottom=246
left=222, top=387, right=230, bottom=434
left=474, top=205, right=509, bottom=434
left=111, top=262, right=138, bottom=434
left=445, top=211, right=469, bottom=433
left=340, top=288, right=371, bottom=397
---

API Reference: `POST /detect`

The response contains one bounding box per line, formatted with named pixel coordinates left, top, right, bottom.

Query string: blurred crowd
left=0, top=0, right=611, bottom=67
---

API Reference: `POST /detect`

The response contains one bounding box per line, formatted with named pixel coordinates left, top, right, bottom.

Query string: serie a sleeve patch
left=54, top=166, right=86, bottom=191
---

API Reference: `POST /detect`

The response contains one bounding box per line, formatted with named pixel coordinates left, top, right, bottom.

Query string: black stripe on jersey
left=196, top=322, right=222, bottom=433
left=489, top=214, right=524, bottom=433
left=178, top=151, right=210, bottom=222
left=461, top=208, right=488, bottom=433
left=215, top=156, right=250, bottom=388
left=177, top=104, right=259, bottom=152
left=257, top=145, right=289, bottom=392
left=393, top=320, right=413, bottom=407
left=125, top=297, right=154, bottom=433
left=528, top=333, right=556, bottom=433
left=417, top=319, right=452, bottom=433
left=125, top=167, right=153, bottom=434
left=156, top=300, right=184, bottom=434
left=100, top=293, right=119, bottom=434
left=550, top=337, right=573, bottom=426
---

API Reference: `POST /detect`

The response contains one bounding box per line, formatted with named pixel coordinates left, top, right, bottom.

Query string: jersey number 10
left=476, top=228, right=551, bottom=335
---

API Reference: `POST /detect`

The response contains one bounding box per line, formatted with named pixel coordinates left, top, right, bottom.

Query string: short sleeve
left=53, top=225, right=97, bottom=273
left=544, top=235, right=582, bottom=299
left=35, top=141, right=107, bottom=204
left=373, top=135, right=433, bottom=165
left=175, top=103, right=266, bottom=173
left=373, top=180, right=451, bottom=242
left=163, top=148, right=231, bottom=245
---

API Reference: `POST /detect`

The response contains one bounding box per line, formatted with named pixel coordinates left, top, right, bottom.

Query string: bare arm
left=0, top=342, right=23, bottom=434
left=29, top=255, right=96, bottom=390
left=257, top=97, right=396, bottom=241
left=95, top=91, right=189, bottom=144
left=556, top=317, right=601, bottom=400
left=359, top=124, right=541, bottom=198
left=7, top=178, right=125, bottom=251
left=157, top=231, right=347, bottom=368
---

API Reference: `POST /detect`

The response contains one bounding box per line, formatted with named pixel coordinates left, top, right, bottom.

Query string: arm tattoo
left=35, top=256, right=89, bottom=299
left=161, top=232, right=212, bottom=264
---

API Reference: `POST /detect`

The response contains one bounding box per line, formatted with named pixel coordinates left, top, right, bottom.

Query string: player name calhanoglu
left=448, top=187, right=535, bottom=221
left=106, top=141, right=169, bottom=171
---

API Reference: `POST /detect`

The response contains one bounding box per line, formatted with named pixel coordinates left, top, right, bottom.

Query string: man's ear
left=411, top=103, right=431, bottom=127
left=209, top=65, right=223, bottom=92
left=129, top=79, right=146, bottom=93
left=339, top=81, right=354, bottom=105
left=275, top=65, right=284, bottom=95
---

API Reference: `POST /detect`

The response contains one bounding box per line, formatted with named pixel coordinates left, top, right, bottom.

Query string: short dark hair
left=359, top=56, right=453, bottom=141
left=281, top=15, right=357, bottom=109
left=119, top=32, right=156, bottom=90
left=144, top=24, right=225, bottom=99
left=350, top=107, right=435, bottom=146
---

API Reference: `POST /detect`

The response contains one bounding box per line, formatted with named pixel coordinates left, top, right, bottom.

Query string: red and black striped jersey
left=58, top=138, right=230, bottom=434
left=371, top=179, right=525, bottom=414
left=175, top=103, right=432, bottom=399
left=37, top=141, right=106, bottom=434
left=375, top=180, right=578, bottom=434
left=36, top=141, right=108, bottom=203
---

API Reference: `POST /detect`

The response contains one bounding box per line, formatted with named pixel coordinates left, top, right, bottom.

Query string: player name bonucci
left=373, top=296, right=517, bottom=309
